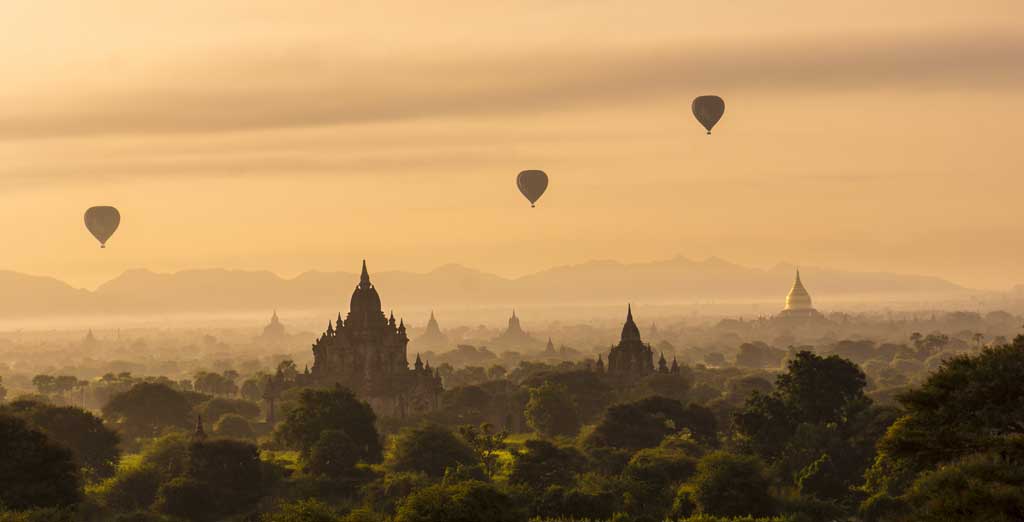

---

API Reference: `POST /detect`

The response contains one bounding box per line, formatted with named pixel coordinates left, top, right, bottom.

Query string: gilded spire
left=784, top=269, right=814, bottom=311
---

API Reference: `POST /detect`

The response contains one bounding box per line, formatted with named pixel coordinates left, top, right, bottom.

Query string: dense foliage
left=2, top=331, right=1022, bottom=521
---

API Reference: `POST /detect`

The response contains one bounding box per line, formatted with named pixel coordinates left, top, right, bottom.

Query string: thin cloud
left=0, top=29, right=1021, bottom=140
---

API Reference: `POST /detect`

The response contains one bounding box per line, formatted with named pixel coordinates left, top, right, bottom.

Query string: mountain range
left=0, top=256, right=980, bottom=319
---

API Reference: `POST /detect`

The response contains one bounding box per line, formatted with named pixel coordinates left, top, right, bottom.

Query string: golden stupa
left=780, top=270, right=821, bottom=318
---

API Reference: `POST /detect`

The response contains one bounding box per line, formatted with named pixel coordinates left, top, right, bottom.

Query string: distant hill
left=0, top=257, right=977, bottom=318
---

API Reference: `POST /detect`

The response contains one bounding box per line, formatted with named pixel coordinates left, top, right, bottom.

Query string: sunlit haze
left=3, top=1, right=1023, bottom=290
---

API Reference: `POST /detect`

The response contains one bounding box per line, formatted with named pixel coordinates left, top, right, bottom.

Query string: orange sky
left=2, top=1, right=1023, bottom=290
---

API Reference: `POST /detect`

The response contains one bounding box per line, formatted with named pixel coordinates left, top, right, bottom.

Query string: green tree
left=675, top=451, right=774, bottom=519
left=735, top=351, right=869, bottom=461
left=901, top=447, right=1024, bottom=522
left=154, top=477, right=213, bottom=521
left=212, top=413, right=255, bottom=439
left=307, top=429, right=360, bottom=478
left=259, top=499, right=341, bottom=522
left=521, top=370, right=614, bottom=424
left=862, top=339, right=1024, bottom=518
left=775, top=351, right=867, bottom=425
left=102, top=383, right=191, bottom=439
left=186, top=438, right=264, bottom=516
left=508, top=439, right=586, bottom=492
left=0, top=414, right=81, bottom=510
left=197, top=397, right=261, bottom=423
left=624, top=446, right=698, bottom=489
left=395, top=480, right=526, bottom=522
left=4, top=401, right=120, bottom=480
left=524, top=382, right=581, bottom=437
left=458, top=423, right=508, bottom=478
left=97, top=465, right=162, bottom=513
left=385, top=423, right=476, bottom=479
left=587, top=396, right=716, bottom=451
left=274, top=386, right=381, bottom=463
left=883, top=340, right=1024, bottom=470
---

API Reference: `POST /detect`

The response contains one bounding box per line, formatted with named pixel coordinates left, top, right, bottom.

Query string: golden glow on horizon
left=2, top=1, right=1023, bottom=290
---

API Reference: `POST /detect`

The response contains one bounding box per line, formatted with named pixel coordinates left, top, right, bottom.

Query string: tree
left=624, top=446, right=698, bottom=488
left=154, top=477, right=213, bottom=521
left=274, top=386, right=381, bottom=463
left=103, top=383, right=191, bottom=439
left=883, top=340, right=1024, bottom=469
left=307, top=430, right=360, bottom=478
left=735, top=351, right=869, bottom=461
left=0, top=414, right=81, bottom=510
left=521, top=370, right=614, bottom=424
left=458, top=423, right=508, bottom=478
left=862, top=339, right=1024, bottom=517
left=186, top=438, right=264, bottom=516
left=197, top=397, right=261, bottom=423
left=899, top=448, right=1024, bottom=522
left=735, top=342, right=787, bottom=368
left=796, top=453, right=848, bottom=501
left=586, top=396, right=716, bottom=451
left=193, top=371, right=239, bottom=397
left=395, top=480, right=526, bottom=522
left=3, top=401, right=121, bottom=480
left=524, top=382, right=581, bottom=437
left=259, top=499, right=342, bottom=522
left=775, top=351, right=867, bottom=425
left=0, top=376, right=8, bottom=403
left=212, top=413, right=255, bottom=439
left=240, top=377, right=265, bottom=403
left=385, top=423, right=477, bottom=478
left=98, top=465, right=162, bottom=513
left=675, top=451, right=774, bottom=519
left=508, top=439, right=586, bottom=492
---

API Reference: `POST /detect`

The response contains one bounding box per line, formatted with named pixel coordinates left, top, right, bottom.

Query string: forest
left=2, top=320, right=1022, bottom=522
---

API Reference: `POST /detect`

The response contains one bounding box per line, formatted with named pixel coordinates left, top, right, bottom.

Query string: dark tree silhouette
left=385, top=423, right=476, bottom=478
left=395, top=480, right=525, bottom=522
left=508, top=439, right=586, bottom=492
left=3, top=400, right=120, bottom=480
left=103, top=382, right=191, bottom=439
left=0, top=414, right=81, bottom=510
left=524, top=382, right=580, bottom=437
left=274, top=385, right=381, bottom=462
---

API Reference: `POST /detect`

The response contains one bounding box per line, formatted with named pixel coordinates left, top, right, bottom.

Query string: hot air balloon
left=692, top=95, right=725, bottom=135
left=517, top=170, right=548, bottom=208
left=84, top=206, right=120, bottom=248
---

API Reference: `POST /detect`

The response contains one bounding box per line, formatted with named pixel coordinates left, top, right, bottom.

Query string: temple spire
left=359, top=259, right=371, bottom=289
left=621, top=304, right=641, bottom=342
left=193, top=415, right=207, bottom=441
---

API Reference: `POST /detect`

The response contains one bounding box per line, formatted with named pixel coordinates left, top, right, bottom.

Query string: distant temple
left=412, top=311, right=449, bottom=350
left=777, top=270, right=823, bottom=319
left=262, top=310, right=286, bottom=339
left=606, top=305, right=655, bottom=375
left=309, top=261, right=442, bottom=418
left=491, top=310, right=539, bottom=349
left=544, top=337, right=556, bottom=356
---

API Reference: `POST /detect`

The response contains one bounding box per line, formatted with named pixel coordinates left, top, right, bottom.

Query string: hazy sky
left=2, top=1, right=1023, bottom=290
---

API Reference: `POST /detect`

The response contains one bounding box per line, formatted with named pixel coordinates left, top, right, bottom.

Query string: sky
left=2, top=1, right=1023, bottom=291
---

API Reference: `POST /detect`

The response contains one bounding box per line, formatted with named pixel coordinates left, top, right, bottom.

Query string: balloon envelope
left=516, top=170, right=548, bottom=207
left=84, top=206, right=120, bottom=248
left=692, top=95, right=725, bottom=134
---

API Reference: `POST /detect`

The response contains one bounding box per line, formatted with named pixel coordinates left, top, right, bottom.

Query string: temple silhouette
left=309, top=261, right=442, bottom=418
left=605, top=305, right=679, bottom=376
